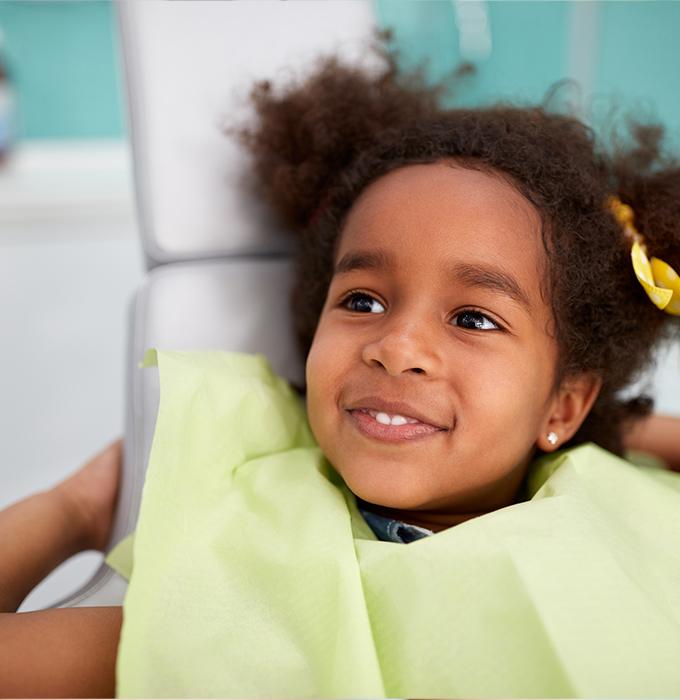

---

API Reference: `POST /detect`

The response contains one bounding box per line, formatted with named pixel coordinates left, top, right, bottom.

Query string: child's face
left=305, top=163, right=560, bottom=517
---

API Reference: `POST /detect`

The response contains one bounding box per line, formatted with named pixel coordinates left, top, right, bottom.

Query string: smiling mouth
left=346, top=408, right=448, bottom=443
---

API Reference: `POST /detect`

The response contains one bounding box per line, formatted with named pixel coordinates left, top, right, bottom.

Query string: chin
left=339, top=468, right=433, bottom=510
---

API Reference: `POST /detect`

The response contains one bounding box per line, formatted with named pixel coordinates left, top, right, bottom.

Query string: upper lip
left=346, top=396, right=451, bottom=430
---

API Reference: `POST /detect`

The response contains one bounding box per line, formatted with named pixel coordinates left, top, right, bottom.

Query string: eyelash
left=339, top=291, right=504, bottom=331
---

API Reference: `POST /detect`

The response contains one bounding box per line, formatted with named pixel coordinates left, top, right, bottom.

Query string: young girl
left=1, top=47, right=680, bottom=697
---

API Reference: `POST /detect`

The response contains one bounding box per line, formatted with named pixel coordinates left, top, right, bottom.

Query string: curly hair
left=233, top=42, right=680, bottom=456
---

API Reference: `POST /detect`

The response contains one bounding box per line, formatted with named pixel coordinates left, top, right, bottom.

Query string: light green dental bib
left=109, top=350, right=680, bottom=698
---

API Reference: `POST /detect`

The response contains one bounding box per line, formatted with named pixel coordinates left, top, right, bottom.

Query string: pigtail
left=568, top=124, right=680, bottom=455
left=609, top=122, right=680, bottom=345
left=613, top=124, right=680, bottom=275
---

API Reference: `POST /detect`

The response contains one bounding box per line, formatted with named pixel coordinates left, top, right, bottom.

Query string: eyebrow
left=334, top=248, right=532, bottom=311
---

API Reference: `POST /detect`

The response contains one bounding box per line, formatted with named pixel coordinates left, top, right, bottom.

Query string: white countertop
left=0, top=140, right=136, bottom=236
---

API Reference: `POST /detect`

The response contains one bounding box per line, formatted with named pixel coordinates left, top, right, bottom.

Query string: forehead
left=337, top=162, right=544, bottom=290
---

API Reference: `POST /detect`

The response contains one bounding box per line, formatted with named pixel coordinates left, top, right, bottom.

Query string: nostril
left=410, top=367, right=425, bottom=374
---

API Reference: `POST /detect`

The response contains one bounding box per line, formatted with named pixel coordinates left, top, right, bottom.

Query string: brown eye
left=453, top=310, right=500, bottom=331
left=343, top=292, right=385, bottom=314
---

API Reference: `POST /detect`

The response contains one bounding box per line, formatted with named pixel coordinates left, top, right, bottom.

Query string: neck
left=356, top=499, right=489, bottom=532
left=356, top=469, right=531, bottom=533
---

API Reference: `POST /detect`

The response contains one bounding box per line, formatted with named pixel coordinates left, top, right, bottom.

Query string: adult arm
left=0, top=489, right=87, bottom=613
left=624, top=414, right=680, bottom=472
left=0, top=441, right=121, bottom=613
left=0, top=606, right=122, bottom=698
left=0, top=442, right=123, bottom=696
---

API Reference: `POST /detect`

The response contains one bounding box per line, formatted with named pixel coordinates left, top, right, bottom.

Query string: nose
left=361, top=314, right=441, bottom=376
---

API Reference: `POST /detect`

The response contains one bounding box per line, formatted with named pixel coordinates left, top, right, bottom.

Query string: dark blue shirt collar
left=359, top=507, right=434, bottom=544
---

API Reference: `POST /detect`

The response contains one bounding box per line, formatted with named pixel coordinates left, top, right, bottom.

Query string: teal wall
left=1, top=1, right=678, bottom=142
left=376, top=0, right=680, bottom=138
left=375, top=1, right=570, bottom=106
left=595, top=1, right=680, bottom=135
left=0, top=0, right=124, bottom=140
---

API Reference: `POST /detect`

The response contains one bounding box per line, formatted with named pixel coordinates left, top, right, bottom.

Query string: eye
left=452, top=309, right=502, bottom=331
left=342, top=291, right=385, bottom=314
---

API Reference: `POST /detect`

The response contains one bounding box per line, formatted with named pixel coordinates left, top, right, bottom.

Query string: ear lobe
left=538, top=372, right=602, bottom=452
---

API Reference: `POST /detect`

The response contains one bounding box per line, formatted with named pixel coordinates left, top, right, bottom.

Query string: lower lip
left=347, top=409, right=445, bottom=443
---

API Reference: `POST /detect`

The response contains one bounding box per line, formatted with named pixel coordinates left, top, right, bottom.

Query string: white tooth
left=375, top=412, right=391, bottom=425
left=390, top=415, right=408, bottom=426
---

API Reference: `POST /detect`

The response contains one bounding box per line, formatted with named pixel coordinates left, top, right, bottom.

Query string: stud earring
left=547, top=431, right=559, bottom=446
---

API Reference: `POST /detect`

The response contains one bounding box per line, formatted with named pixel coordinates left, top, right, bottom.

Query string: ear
left=537, top=372, right=602, bottom=452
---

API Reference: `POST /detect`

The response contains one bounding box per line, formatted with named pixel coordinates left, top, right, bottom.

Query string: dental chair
left=53, top=0, right=378, bottom=608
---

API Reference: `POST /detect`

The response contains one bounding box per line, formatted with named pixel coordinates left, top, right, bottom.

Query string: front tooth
left=373, top=413, right=410, bottom=426
left=369, top=411, right=419, bottom=426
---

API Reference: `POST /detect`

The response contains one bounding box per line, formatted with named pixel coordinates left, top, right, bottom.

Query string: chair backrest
left=118, top=0, right=378, bottom=267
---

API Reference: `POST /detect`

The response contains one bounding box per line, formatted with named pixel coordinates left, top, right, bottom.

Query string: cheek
left=305, top=320, right=336, bottom=393
left=459, top=343, right=556, bottom=434
left=305, top=314, right=356, bottom=387
left=304, top=322, right=344, bottom=443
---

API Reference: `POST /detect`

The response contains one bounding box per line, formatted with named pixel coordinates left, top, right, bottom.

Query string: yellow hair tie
left=608, top=196, right=680, bottom=316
